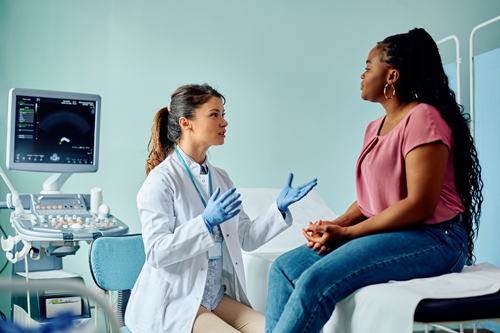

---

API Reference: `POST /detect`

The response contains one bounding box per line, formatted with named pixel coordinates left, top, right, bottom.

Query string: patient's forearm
left=346, top=197, right=434, bottom=240
left=331, top=201, right=366, bottom=227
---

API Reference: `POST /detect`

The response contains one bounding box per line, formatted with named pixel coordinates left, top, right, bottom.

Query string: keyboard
left=9, top=193, right=129, bottom=241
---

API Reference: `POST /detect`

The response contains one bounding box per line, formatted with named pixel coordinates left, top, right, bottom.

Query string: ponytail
left=145, top=83, right=225, bottom=175
left=146, top=107, right=174, bottom=175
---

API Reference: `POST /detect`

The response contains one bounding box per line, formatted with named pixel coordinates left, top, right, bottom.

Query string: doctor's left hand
left=276, top=173, right=317, bottom=213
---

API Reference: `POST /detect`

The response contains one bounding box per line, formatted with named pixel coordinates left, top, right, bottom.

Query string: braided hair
left=377, top=28, right=483, bottom=265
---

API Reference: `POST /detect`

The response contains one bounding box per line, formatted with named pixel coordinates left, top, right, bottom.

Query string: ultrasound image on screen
left=35, top=102, right=95, bottom=157
left=9, top=89, right=100, bottom=172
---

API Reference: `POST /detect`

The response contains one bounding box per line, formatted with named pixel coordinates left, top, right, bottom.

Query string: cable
left=0, top=223, right=7, bottom=238
left=0, top=259, right=8, bottom=275
left=0, top=221, right=10, bottom=275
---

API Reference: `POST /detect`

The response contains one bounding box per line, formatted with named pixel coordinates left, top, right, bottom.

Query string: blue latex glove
left=276, top=173, right=318, bottom=213
left=202, top=187, right=242, bottom=233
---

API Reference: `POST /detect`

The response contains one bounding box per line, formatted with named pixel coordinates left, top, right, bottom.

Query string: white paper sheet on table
left=328, top=262, right=500, bottom=333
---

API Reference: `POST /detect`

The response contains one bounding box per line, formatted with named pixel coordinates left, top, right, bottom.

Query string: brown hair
left=146, top=84, right=225, bottom=175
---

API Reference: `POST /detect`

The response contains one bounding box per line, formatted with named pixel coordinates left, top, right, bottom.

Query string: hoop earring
left=384, top=84, right=396, bottom=99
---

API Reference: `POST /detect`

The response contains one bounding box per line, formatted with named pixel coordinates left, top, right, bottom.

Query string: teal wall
left=0, top=0, right=499, bottom=324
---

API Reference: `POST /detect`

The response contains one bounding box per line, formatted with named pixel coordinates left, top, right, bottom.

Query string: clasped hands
left=302, top=220, right=349, bottom=255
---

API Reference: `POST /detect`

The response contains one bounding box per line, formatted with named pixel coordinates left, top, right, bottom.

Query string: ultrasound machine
left=0, top=88, right=129, bottom=327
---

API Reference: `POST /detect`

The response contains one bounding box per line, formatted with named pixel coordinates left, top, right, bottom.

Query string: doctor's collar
left=175, top=146, right=209, bottom=174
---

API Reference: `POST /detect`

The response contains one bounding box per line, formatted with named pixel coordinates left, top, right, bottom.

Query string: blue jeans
left=265, top=220, right=468, bottom=333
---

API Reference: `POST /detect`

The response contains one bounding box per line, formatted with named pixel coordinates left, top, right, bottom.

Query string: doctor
left=125, top=83, right=317, bottom=333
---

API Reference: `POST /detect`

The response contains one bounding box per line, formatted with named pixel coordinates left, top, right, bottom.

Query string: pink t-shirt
left=356, top=103, right=464, bottom=224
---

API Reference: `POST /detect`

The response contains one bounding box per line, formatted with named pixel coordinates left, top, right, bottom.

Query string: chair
left=414, top=290, right=500, bottom=333
left=89, top=234, right=145, bottom=333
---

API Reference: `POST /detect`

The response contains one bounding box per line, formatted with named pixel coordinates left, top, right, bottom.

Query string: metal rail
left=469, top=15, right=500, bottom=137
left=436, top=35, right=461, bottom=105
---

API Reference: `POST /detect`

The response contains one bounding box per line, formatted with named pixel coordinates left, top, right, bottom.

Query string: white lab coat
left=124, top=148, right=292, bottom=333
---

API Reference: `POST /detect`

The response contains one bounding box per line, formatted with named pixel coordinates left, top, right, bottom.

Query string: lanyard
left=175, top=147, right=213, bottom=207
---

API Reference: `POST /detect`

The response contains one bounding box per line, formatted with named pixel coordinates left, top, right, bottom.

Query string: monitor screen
left=7, top=88, right=101, bottom=173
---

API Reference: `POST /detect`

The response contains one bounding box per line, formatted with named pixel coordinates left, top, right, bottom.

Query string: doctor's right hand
left=202, top=187, right=242, bottom=233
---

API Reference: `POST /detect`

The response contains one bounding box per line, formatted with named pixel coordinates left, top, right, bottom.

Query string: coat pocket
left=127, top=272, right=171, bottom=330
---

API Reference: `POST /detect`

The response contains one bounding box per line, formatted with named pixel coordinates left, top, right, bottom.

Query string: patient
left=265, top=28, right=483, bottom=333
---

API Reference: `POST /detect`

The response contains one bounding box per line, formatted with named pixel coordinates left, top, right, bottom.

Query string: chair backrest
left=89, top=234, right=145, bottom=292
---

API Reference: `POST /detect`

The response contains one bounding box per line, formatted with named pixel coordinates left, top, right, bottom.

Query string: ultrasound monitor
left=7, top=88, right=101, bottom=173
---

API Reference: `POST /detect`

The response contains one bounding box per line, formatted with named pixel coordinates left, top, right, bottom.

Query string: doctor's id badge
left=208, top=243, right=222, bottom=259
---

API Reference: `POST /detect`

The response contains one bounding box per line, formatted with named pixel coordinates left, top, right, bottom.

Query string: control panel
left=8, top=193, right=129, bottom=241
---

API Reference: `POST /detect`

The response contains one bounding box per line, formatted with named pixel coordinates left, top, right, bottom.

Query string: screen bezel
left=6, top=88, right=101, bottom=173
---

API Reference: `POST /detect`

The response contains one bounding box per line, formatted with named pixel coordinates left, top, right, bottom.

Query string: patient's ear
left=387, top=69, right=400, bottom=84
